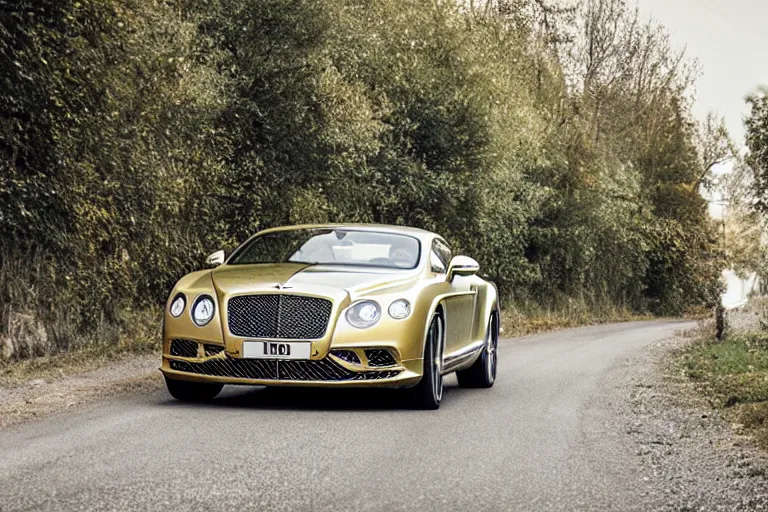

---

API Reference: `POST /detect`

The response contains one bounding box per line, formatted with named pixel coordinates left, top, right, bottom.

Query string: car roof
left=254, top=224, right=439, bottom=242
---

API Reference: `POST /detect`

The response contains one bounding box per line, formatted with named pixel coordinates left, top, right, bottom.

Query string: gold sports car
left=160, top=224, right=500, bottom=409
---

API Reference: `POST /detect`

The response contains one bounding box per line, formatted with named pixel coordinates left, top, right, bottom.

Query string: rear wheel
left=457, top=310, right=498, bottom=389
left=165, top=376, right=223, bottom=402
left=409, top=312, right=444, bottom=410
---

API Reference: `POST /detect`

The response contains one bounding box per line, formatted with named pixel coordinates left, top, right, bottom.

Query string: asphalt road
left=0, top=320, right=693, bottom=511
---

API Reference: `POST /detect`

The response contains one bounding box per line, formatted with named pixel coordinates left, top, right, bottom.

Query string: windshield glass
left=228, top=229, right=422, bottom=269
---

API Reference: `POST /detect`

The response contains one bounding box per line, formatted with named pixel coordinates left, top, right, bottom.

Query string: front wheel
left=165, top=376, right=223, bottom=402
left=409, top=312, right=444, bottom=410
left=457, top=310, right=498, bottom=389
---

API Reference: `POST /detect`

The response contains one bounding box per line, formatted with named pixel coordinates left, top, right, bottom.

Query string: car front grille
left=227, top=294, right=333, bottom=339
left=170, top=339, right=198, bottom=358
left=169, top=357, right=400, bottom=382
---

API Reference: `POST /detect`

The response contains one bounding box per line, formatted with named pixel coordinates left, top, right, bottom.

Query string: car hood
left=210, top=263, right=420, bottom=298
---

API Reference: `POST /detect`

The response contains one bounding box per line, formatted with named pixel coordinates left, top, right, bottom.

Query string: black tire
left=457, top=309, right=498, bottom=389
left=410, top=312, right=445, bottom=410
left=165, top=376, right=223, bottom=402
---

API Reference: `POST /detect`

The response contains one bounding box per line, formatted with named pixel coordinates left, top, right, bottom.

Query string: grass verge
left=679, top=329, right=768, bottom=449
left=501, top=303, right=654, bottom=337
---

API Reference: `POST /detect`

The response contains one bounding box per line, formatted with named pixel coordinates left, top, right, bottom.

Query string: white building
left=722, top=270, right=760, bottom=309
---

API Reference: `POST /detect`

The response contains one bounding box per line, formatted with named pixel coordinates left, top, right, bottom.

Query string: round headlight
left=346, top=300, right=381, bottom=329
left=191, top=295, right=215, bottom=326
left=170, top=294, right=186, bottom=318
left=388, top=299, right=411, bottom=320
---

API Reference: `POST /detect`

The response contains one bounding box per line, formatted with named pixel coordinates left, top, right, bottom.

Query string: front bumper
left=160, top=352, right=423, bottom=389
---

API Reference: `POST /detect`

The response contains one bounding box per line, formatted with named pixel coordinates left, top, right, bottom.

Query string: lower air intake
left=204, top=344, right=225, bottom=357
left=170, top=339, right=198, bottom=358
left=169, top=357, right=399, bottom=381
left=331, top=349, right=361, bottom=365
left=365, top=349, right=397, bottom=367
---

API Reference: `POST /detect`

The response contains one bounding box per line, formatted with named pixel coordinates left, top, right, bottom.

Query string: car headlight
left=191, top=295, right=215, bottom=326
left=388, top=299, right=411, bottom=320
left=346, top=300, right=381, bottom=329
left=169, top=293, right=186, bottom=318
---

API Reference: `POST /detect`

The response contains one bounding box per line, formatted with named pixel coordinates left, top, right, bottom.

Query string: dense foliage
left=0, top=0, right=723, bottom=357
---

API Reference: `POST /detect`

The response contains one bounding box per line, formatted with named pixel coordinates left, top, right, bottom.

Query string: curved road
left=0, top=320, right=692, bottom=511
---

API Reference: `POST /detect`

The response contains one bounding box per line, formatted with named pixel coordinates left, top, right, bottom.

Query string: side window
left=430, top=250, right=446, bottom=274
left=430, top=239, right=452, bottom=274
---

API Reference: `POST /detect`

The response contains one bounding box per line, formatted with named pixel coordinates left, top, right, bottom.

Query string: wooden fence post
left=715, top=302, right=726, bottom=341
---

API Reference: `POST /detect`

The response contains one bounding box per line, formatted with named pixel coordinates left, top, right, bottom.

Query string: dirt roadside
left=614, top=334, right=768, bottom=510
left=0, top=354, right=162, bottom=428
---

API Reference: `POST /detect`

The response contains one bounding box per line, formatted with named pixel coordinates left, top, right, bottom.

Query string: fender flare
left=420, top=284, right=500, bottom=355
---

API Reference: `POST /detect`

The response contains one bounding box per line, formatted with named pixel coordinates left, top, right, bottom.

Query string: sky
left=633, top=0, right=768, bottom=217
left=635, top=0, right=768, bottom=147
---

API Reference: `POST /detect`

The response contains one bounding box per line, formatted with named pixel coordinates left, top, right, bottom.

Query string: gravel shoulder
left=606, top=333, right=768, bottom=510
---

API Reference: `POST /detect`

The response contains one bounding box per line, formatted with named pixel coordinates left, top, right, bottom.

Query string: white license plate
left=242, top=341, right=311, bottom=360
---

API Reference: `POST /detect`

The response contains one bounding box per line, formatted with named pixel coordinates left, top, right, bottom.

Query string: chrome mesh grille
left=170, top=339, right=198, bottom=358
left=169, top=357, right=400, bottom=381
left=227, top=294, right=332, bottom=339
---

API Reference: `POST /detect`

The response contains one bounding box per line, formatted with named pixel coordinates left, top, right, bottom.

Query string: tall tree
left=745, top=89, right=768, bottom=214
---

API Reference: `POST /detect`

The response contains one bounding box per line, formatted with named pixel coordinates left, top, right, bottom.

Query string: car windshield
left=228, top=229, right=421, bottom=269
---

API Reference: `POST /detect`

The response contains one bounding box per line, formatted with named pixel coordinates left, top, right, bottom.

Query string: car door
left=430, top=239, right=475, bottom=356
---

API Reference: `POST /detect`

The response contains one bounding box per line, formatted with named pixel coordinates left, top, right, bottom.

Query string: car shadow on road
left=160, top=379, right=465, bottom=412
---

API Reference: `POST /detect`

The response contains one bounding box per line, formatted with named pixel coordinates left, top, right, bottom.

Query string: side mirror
left=205, top=250, right=226, bottom=267
left=447, top=255, right=479, bottom=281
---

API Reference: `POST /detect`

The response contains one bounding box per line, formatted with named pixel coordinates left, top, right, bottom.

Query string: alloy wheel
left=485, top=315, right=498, bottom=384
left=431, top=316, right=444, bottom=403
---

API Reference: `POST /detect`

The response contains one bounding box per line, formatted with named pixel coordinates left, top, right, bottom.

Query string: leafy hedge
left=0, top=0, right=723, bottom=358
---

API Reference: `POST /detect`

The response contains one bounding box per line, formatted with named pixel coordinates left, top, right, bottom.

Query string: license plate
left=242, top=341, right=311, bottom=360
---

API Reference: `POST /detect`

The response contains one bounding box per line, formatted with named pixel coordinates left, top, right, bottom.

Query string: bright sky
left=635, top=0, right=768, bottom=146
left=634, top=0, right=768, bottom=218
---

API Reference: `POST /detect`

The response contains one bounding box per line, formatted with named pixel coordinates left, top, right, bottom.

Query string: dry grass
left=500, top=302, right=653, bottom=337
left=0, top=248, right=163, bottom=363
left=0, top=308, right=162, bottom=386
left=0, top=343, right=159, bottom=387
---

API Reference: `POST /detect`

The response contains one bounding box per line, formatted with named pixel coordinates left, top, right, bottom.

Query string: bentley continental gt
left=161, top=224, right=499, bottom=409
